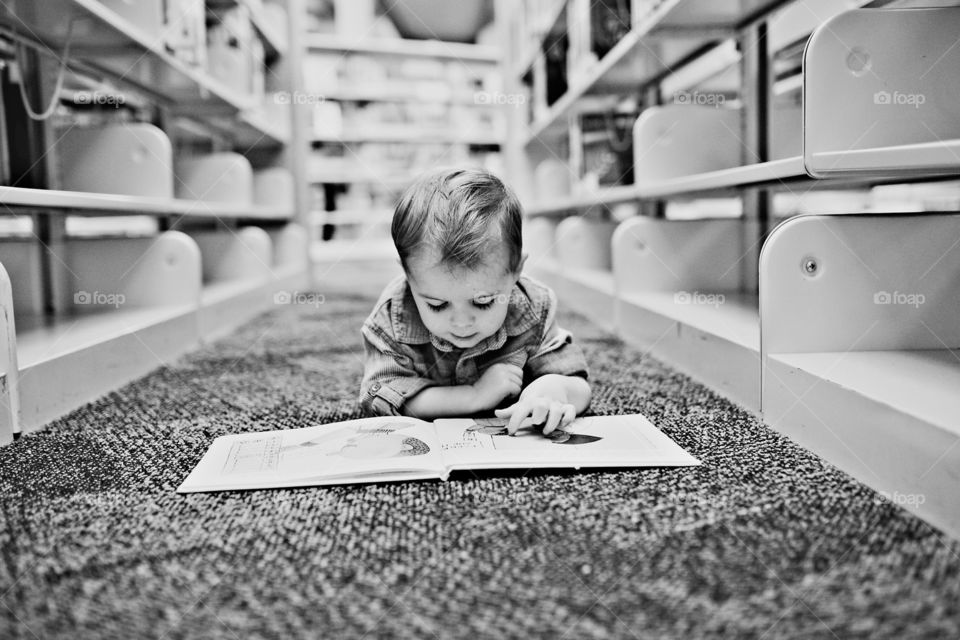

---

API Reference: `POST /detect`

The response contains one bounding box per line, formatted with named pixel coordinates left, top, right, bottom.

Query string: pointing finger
left=542, top=401, right=564, bottom=435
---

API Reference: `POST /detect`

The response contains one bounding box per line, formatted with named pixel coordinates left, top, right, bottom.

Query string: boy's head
left=392, top=167, right=523, bottom=274
left=392, top=168, right=526, bottom=348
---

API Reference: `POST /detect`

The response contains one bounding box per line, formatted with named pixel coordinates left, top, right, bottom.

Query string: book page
left=177, top=416, right=444, bottom=492
left=434, top=414, right=700, bottom=471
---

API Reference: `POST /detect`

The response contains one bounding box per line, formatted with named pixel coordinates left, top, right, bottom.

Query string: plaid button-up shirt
left=359, top=275, right=589, bottom=416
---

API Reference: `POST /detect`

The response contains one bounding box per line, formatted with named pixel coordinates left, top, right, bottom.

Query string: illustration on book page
left=220, top=418, right=431, bottom=478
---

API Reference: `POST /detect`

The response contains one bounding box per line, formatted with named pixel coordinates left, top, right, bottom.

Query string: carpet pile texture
left=1, top=291, right=958, bottom=639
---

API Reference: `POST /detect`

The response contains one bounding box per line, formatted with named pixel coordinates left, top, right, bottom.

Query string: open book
left=177, top=414, right=700, bottom=493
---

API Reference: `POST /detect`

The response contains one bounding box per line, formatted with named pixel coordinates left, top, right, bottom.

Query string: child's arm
left=360, top=322, right=435, bottom=417
left=362, top=321, right=524, bottom=418
left=494, top=283, right=592, bottom=434
left=495, top=374, right=591, bottom=435
left=405, top=363, right=523, bottom=419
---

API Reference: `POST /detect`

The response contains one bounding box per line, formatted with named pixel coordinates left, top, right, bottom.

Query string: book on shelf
left=177, top=413, right=700, bottom=493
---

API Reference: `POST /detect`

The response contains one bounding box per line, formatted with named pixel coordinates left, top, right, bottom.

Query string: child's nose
left=451, top=308, right=474, bottom=328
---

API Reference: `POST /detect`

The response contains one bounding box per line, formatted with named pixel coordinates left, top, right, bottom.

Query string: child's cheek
left=492, top=304, right=510, bottom=330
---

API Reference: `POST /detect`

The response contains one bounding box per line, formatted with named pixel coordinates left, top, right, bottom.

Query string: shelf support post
left=638, top=83, right=664, bottom=219
left=283, top=0, right=316, bottom=290
left=738, top=20, right=772, bottom=294
left=0, top=262, right=19, bottom=443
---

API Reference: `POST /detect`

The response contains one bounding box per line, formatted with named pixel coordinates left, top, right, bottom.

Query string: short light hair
left=392, top=167, right=523, bottom=274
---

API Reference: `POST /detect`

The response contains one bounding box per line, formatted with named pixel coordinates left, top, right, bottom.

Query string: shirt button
left=370, top=382, right=381, bottom=393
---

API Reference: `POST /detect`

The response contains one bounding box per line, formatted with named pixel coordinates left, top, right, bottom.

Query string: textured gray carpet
left=1, top=291, right=959, bottom=639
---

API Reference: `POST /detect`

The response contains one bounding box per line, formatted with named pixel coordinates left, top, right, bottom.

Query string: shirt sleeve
left=358, top=323, right=436, bottom=416
left=525, top=288, right=589, bottom=380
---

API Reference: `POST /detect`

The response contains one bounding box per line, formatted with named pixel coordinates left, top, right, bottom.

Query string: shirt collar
left=390, top=277, right=540, bottom=350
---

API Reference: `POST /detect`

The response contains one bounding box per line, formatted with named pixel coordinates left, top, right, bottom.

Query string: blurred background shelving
left=502, top=0, right=960, bottom=537
left=302, top=0, right=506, bottom=245
left=0, top=0, right=311, bottom=439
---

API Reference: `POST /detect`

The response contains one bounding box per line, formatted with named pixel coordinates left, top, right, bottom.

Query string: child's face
left=406, top=248, right=519, bottom=349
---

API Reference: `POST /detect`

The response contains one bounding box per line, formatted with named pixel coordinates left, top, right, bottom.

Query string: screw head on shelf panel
left=846, top=47, right=872, bottom=77
left=801, top=256, right=819, bottom=277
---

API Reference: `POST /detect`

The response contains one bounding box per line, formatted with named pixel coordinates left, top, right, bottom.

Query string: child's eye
left=472, top=299, right=495, bottom=310
left=426, top=302, right=448, bottom=312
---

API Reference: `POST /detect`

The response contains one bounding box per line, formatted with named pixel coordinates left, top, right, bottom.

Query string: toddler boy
left=359, top=168, right=591, bottom=434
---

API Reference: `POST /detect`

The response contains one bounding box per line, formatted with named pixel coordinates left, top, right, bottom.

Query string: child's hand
left=495, top=375, right=577, bottom=436
left=472, top=363, right=523, bottom=410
